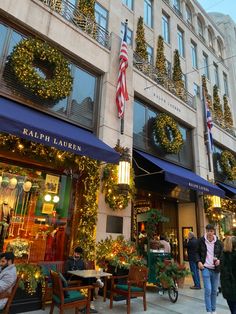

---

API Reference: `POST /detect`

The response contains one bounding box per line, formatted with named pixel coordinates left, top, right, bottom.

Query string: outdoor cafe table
left=68, top=270, right=112, bottom=302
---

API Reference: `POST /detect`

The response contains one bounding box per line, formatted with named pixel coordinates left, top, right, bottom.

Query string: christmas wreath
left=154, top=113, right=184, bottom=154
left=220, top=150, right=236, bottom=181
left=9, top=38, right=73, bottom=101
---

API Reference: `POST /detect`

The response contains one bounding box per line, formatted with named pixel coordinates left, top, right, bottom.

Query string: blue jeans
left=189, top=260, right=201, bottom=288
left=201, top=268, right=219, bottom=312
left=227, top=300, right=236, bottom=314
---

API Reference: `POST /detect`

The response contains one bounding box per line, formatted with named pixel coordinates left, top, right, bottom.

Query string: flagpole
left=121, top=117, right=124, bottom=134
left=202, top=86, right=212, bottom=172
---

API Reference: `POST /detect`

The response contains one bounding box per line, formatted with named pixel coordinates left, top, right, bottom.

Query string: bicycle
left=156, top=277, right=179, bottom=303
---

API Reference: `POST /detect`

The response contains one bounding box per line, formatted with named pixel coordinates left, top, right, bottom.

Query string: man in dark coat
left=185, top=231, right=201, bottom=289
left=196, top=224, right=223, bottom=314
left=65, top=246, right=85, bottom=275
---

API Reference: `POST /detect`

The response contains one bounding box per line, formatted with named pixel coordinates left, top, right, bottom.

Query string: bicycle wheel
left=168, top=286, right=178, bottom=303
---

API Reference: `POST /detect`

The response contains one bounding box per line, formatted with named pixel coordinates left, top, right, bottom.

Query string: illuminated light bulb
left=44, top=194, right=52, bottom=202
left=52, top=195, right=60, bottom=203
left=18, top=144, right=24, bottom=150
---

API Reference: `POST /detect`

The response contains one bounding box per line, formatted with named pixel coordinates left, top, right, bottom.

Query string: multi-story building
left=0, top=0, right=235, bottom=265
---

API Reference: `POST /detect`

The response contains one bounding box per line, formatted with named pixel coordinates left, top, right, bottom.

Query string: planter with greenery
left=155, top=35, right=167, bottom=85
left=172, top=49, right=184, bottom=98
left=223, top=94, right=233, bottom=130
left=213, top=85, right=223, bottom=125
left=135, top=16, right=148, bottom=61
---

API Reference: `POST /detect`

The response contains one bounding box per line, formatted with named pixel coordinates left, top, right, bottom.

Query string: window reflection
left=0, top=24, right=7, bottom=58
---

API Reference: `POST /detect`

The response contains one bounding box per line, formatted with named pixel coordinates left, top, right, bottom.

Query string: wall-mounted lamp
left=44, top=194, right=52, bottom=202
left=118, top=147, right=131, bottom=194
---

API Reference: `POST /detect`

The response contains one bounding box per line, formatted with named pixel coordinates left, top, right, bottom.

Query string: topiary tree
left=223, top=94, right=233, bottom=129
left=135, top=16, right=148, bottom=61
left=76, top=0, right=96, bottom=35
left=78, top=0, right=95, bottom=19
left=155, top=35, right=167, bottom=85
left=213, top=85, right=223, bottom=125
left=172, top=49, right=184, bottom=97
left=202, top=75, right=213, bottom=111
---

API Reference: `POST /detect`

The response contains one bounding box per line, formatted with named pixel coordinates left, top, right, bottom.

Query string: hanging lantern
left=23, top=181, right=32, bottom=192
left=9, top=177, right=18, bottom=189
left=118, top=148, right=131, bottom=194
left=31, top=182, right=39, bottom=191
left=212, top=195, right=221, bottom=209
left=1, top=176, right=9, bottom=188
left=17, top=177, right=25, bottom=186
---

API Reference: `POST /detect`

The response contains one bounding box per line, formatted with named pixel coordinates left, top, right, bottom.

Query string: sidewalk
left=24, top=277, right=230, bottom=314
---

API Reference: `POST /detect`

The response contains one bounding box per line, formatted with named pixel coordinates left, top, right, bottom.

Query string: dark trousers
left=189, top=260, right=201, bottom=288
left=227, top=300, right=236, bottom=314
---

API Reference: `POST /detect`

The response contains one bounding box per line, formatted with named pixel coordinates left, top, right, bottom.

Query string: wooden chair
left=49, top=270, right=93, bottom=314
left=0, top=276, right=20, bottom=314
left=110, top=265, right=148, bottom=314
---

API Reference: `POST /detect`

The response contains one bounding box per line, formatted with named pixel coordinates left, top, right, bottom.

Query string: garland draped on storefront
left=220, top=150, right=236, bottom=181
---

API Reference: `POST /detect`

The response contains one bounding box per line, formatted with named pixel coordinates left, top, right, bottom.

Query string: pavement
left=23, top=277, right=230, bottom=314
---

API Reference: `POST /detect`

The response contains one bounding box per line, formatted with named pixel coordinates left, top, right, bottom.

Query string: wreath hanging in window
left=219, top=150, right=236, bottom=181
left=9, top=38, right=73, bottom=101
left=154, top=113, right=184, bottom=154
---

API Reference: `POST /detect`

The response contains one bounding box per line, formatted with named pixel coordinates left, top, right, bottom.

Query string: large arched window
left=217, top=38, right=223, bottom=58
left=208, top=27, right=214, bottom=49
left=197, top=17, right=204, bottom=39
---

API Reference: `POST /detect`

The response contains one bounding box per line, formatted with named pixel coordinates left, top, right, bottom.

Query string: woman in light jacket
left=220, top=236, right=236, bottom=314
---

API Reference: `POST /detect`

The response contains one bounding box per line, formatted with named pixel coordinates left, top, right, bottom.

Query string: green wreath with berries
left=220, top=150, right=236, bottom=181
left=154, top=113, right=184, bottom=154
left=102, top=163, right=135, bottom=211
left=9, top=38, right=73, bottom=101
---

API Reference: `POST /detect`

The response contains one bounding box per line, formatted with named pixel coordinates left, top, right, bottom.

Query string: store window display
left=0, top=162, right=70, bottom=263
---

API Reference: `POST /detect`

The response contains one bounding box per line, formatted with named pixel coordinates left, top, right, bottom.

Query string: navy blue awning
left=217, top=182, right=236, bottom=197
left=135, top=150, right=225, bottom=197
left=0, top=97, right=119, bottom=163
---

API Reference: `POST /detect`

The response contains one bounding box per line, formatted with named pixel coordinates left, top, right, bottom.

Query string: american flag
left=204, top=90, right=213, bottom=153
left=116, top=21, right=129, bottom=118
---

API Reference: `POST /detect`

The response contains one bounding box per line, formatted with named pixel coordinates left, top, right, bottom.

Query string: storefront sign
left=22, top=128, right=82, bottom=152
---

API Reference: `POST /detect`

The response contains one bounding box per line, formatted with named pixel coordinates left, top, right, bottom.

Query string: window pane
left=133, top=100, right=146, bottom=149
left=146, top=44, right=153, bottom=64
left=177, top=28, right=184, bottom=57
left=144, top=0, right=153, bottom=28
left=186, top=5, right=192, bottom=22
left=121, top=23, right=133, bottom=46
left=193, top=83, right=200, bottom=97
left=162, top=13, right=170, bottom=43
left=95, top=3, right=108, bottom=30
left=69, top=66, right=96, bottom=128
left=223, top=73, right=229, bottom=96
left=191, top=42, right=197, bottom=68
left=0, top=23, right=8, bottom=58
left=203, top=53, right=209, bottom=79
left=7, top=30, right=25, bottom=55
left=122, top=0, right=133, bottom=10
left=214, top=63, right=219, bottom=87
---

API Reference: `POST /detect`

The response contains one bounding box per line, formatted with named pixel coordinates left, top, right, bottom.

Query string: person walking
left=196, top=224, right=223, bottom=314
left=220, top=235, right=236, bottom=314
left=185, top=231, right=201, bottom=289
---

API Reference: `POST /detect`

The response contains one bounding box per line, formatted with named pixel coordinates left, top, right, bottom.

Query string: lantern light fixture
left=118, top=147, right=131, bottom=194
left=212, top=195, right=221, bottom=209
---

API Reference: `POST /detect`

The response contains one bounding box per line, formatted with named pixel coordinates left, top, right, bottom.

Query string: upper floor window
left=191, top=41, right=197, bottom=68
left=217, top=39, right=223, bottom=58
left=223, top=72, right=229, bottom=96
left=197, top=18, right=204, bottom=38
left=213, top=62, right=219, bottom=87
left=208, top=29, right=214, bottom=48
left=203, top=52, right=209, bottom=79
left=95, top=2, right=108, bottom=30
left=144, top=0, right=153, bottom=28
left=173, top=0, right=180, bottom=11
left=121, top=23, right=133, bottom=46
left=182, top=74, right=187, bottom=90
left=162, top=13, right=170, bottom=43
left=122, top=0, right=133, bottom=10
left=186, top=4, right=192, bottom=23
left=146, top=44, right=153, bottom=64
left=177, top=27, right=184, bottom=58
left=166, top=60, right=172, bottom=78
left=193, top=83, right=200, bottom=97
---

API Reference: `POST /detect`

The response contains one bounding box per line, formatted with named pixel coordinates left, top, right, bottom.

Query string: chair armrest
left=0, top=292, right=11, bottom=299
left=63, top=285, right=93, bottom=292
left=67, top=280, right=82, bottom=286
left=111, top=275, right=128, bottom=279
